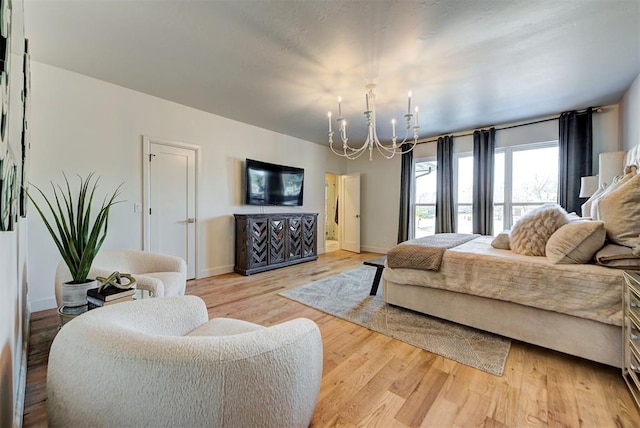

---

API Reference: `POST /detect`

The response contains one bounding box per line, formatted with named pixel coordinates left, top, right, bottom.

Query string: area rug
left=279, top=266, right=511, bottom=376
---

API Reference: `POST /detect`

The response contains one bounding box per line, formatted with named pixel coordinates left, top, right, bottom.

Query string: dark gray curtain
left=436, top=135, right=455, bottom=233
left=558, top=108, right=593, bottom=214
left=397, top=143, right=414, bottom=243
left=472, top=128, right=496, bottom=235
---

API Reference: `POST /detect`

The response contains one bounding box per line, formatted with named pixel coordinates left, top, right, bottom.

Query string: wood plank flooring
left=22, top=250, right=640, bottom=427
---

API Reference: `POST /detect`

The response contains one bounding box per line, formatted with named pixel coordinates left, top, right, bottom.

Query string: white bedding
left=383, top=236, right=624, bottom=326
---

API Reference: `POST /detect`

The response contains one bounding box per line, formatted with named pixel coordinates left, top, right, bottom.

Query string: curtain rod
left=417, top=106, right=604, bottom=145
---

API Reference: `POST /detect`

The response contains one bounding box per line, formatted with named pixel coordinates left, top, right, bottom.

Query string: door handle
left=355, top=214, right=360, bottom=218
left=185, top=218, right=196, bottom=223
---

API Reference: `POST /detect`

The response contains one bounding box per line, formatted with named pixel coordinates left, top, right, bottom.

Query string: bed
left=382, top=146, right=640, bottom=368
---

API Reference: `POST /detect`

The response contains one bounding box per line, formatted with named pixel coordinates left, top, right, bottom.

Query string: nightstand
left=622, top=271, right=640, bottom=408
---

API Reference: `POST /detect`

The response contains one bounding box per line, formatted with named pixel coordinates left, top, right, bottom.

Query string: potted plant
left=28, top=173, right=122, bottom=307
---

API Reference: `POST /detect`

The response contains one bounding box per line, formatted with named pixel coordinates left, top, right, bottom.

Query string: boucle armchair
left=47, top=296, right=323, bottom=428
left=55, top=248, right=187, bottom=305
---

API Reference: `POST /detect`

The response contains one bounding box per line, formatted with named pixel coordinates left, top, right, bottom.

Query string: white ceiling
left=24, top=0, right=640, bottom=146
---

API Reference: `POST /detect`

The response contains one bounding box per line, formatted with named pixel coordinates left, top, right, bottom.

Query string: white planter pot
left=62, top=280, right=98, bottom=307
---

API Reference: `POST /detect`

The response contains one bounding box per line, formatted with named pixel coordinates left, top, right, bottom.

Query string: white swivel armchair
left=55, top=249, right=187, bottom=306
left=47, top=296, right=323, bottom=428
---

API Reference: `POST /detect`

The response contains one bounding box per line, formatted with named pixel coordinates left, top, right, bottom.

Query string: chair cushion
left=186, top=318, right=265, bottom=337
left=145, top=272, right=186, bottom=297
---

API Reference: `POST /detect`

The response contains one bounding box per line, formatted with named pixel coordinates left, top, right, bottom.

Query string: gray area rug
left=280, top=266, right=511, bottom=376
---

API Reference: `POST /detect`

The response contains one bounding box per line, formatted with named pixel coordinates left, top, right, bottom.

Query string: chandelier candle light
left=328, top=84, right=419, bottom=160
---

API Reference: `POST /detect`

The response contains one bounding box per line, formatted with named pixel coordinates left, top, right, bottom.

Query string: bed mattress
left=383, top=236, right=624, bottom=326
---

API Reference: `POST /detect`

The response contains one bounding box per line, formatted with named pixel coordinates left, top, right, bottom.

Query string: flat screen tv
left=245, top=159, right=304, bottom=206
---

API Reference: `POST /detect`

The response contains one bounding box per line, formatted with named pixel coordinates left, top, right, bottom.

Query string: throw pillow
left=581, top=185, right=605, bottom=218
left=596, top=172, right=640, bottom=248
left=567, top=212, right=584, bottom=221
left=545, top=221, right=606, bottom=264
left=491, top=231, right=511, bottom=250
left=510, top=204, right=570, bottom=256
left=591, top=171, right=635, bottom=219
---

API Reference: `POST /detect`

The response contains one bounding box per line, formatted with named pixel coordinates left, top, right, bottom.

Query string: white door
left=145, top=140, right=197, bottom=279
left=341, top=173, right=361, bottom=253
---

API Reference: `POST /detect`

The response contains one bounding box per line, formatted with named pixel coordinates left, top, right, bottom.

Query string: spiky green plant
left=28, top=173, right=123, bottom=283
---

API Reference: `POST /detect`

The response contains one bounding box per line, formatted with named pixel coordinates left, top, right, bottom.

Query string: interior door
left=148, top=142, right=196, bottom=279
left=341, top=173, right=361, bottom=253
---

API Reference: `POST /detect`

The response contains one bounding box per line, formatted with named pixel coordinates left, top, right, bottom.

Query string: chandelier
left=328, top=83, right=419, bottom=160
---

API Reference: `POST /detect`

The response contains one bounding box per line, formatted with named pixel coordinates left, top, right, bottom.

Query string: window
left=413, top=155, right=472, bottom=238
left=455, top=154, right=474, bottom=234
left=412, top=141, right=558, bottom=238
left=493, top=142, right=559, bottom=232
left=413, top=159, right=437, bottom=238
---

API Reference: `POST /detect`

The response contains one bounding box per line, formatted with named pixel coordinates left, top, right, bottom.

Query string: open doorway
left=325, top=173, right=340, bottom=252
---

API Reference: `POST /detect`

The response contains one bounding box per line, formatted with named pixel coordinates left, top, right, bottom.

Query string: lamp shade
left=579, top=175, right=599, bottom=198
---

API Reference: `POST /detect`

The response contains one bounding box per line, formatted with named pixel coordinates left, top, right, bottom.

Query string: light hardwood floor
left=23, top=250, right=640, bottom=427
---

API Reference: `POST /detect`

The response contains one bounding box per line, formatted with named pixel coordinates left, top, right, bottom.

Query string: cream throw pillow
left=597, top=173, right=640, bottom=248
left=491, top=231, right=510, bottom=250
left=510, top=204, right=570, bottom=256
left=581, top=185, right=605, bottom=218
left=546, top=221, right=605, bottom=264
left=591, top=170, right=635, bottom=219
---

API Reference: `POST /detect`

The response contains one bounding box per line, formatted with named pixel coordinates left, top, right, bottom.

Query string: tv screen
left=245, top=159, right=304, bottom=206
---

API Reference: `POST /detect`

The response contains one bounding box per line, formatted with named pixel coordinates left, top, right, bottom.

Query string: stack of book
left=87, top=286, right=135, bottom=309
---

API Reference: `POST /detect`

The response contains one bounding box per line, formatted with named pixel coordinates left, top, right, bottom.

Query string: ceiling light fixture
left=328, top=83, right=419, bottom=160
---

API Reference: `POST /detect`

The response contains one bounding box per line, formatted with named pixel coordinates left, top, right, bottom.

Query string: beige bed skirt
left=383, top=278, right=622, bottom=368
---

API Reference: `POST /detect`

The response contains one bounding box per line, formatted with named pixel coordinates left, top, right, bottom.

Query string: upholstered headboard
left=599, top=144, right=640, bottom=188
left=626, top=144, right=640, bottom=169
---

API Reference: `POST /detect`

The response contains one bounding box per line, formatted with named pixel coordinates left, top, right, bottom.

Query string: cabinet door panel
left=302, top=215, right=317, bottom=257
left=249, top=218, right=268, bottom=268
left=288, top=216, right=302, bottom=260
left=269, top=218, right=286, bottom=264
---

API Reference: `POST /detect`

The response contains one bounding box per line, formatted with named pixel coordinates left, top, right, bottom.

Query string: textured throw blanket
left=387, top=233, right=480, bottom=271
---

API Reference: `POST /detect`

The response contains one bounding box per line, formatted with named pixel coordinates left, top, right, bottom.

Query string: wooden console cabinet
left=234, top=213, right=318, bottom=275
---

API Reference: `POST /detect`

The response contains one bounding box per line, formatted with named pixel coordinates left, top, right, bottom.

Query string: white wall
left=27, top=62, right=346, bottom=311
left=350, top=105, right=621, bottom=254
left=621, top=72, right=640, bottom=151
left=415, top=106, right=620, bottom=164
left=346, top=154, right=401, bottom=253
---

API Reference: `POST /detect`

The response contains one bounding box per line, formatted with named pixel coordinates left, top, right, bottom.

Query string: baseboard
left=319, top=245, right=389, bottom=255
left=29, top=296, right=57, bottom=312
left=14, top=308, right=30, bottom=427
left=198, top=264, right=234, bottom=279
left=361, top=245, right=390, bottom=254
